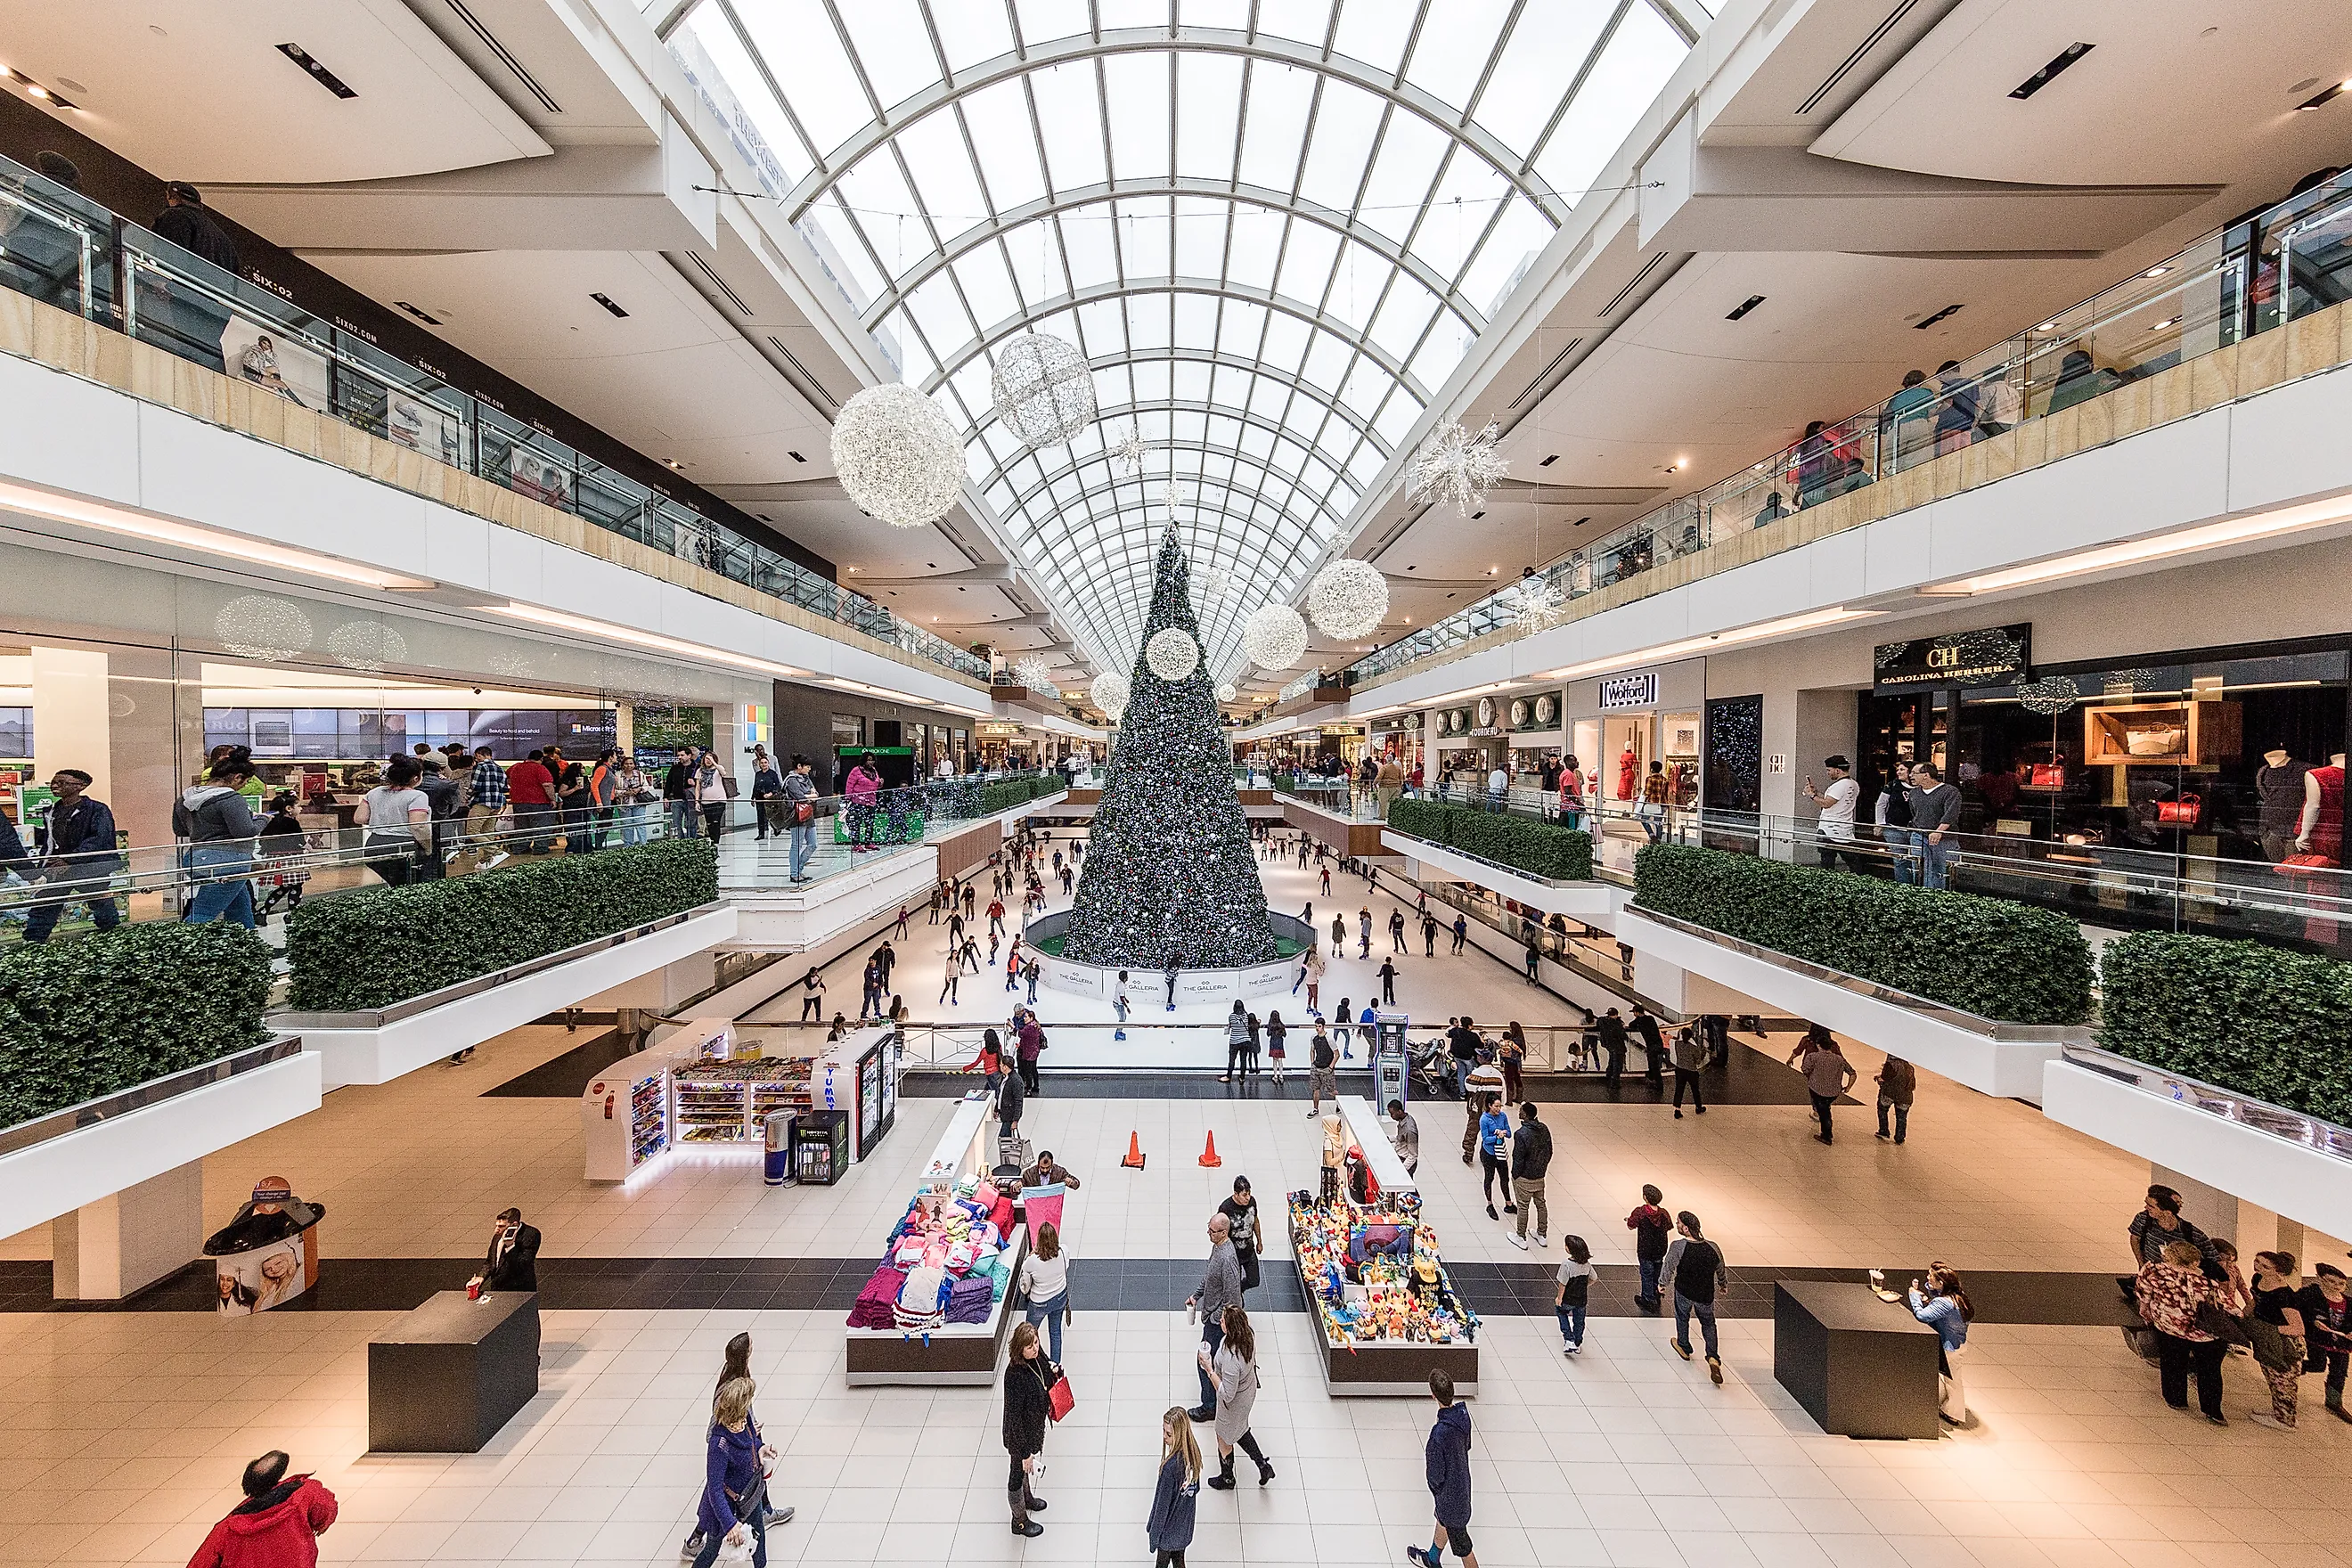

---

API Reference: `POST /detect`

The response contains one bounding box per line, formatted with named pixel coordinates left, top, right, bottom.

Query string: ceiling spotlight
left=2295, top=79, right=2351, bottom=111
left=2009, top=42, right=2094, bottom=101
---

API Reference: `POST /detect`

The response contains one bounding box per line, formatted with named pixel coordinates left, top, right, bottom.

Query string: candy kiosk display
left=845, top=1095, right=1031, bottom=1386
left=1286, top=1097, right=1479, bottom=1396
left=582, top=1022, right=899, bottom=1182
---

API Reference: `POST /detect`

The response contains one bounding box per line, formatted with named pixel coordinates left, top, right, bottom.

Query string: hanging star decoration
left=1409, top=421, right=1508, bottom=516
left=1160, top=478, right=1192, bottom=522
left=1108, top=422, right=1148, bottom=475
left=1512, top=571, right=1562, bottom=635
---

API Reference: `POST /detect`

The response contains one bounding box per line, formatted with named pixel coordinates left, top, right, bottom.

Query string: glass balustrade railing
left=1349, top=170, right=2352, bottom=690
left=0, top=154, right=990, bottom=686
left=0, top=770, right=1061, bottom=940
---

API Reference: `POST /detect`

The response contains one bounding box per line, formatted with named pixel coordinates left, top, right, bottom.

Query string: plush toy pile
left=1286, top=1190, right=1478, bottom=1347
left=846, top=1174, right=1020, bottom=1332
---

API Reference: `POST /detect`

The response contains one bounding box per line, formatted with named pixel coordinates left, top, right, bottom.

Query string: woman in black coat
left=1002, top=1320, right=1054, bottom=1537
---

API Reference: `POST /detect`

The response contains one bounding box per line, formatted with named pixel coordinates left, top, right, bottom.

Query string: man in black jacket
left=1630, top=1005, right=1667, bottom=1086
left=1507, top=1103, right=1553, bottom=1251
left=1597, top=1009, right=1629, bottom=1090
left=482, top=1208, right=540, bottom=1293
left=25, top=767, right=121, bottom=943
left=150, top=182, right=239, bottom=371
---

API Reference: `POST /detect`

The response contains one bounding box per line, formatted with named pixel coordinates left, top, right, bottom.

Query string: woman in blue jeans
left=1018, top=1221, right=1070, bottom=1363
left=176, top=750, right=262, bottom=929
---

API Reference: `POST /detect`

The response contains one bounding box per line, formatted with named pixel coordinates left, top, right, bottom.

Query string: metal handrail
left=2062, top=1042, right=2352, bottom=1162
left=1349, top=169, right=2352, bottom=688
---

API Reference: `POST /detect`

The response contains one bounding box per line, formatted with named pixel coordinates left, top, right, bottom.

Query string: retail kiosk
left=1286, top=1097, right=1479, bottom=1397
left=845, top=1095, right=1030, bottom=1386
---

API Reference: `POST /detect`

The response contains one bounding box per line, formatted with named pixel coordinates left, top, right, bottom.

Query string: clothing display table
left=368, top=1290, right=541, bottom=1452
left=1771, top=1281, right=1940, bottom=1439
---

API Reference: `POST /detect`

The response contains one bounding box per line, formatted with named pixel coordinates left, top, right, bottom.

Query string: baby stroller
left=1408, top=1034, right=1456, bottom=1099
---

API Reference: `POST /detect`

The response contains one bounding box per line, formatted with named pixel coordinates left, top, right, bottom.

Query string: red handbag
left=2278, top=853, right=2340, bottom=873
left=2028, top=764, right=2065, bottom=788
left=1046, top=1364, right=1074, bottom=1423
left=2153, top=794, right=2201, bottom=826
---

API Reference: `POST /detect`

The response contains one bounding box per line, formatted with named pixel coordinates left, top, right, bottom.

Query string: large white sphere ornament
left=990, top=332, right=1097, bottom=448
left=1240, top=603, right=1308, bottom=670
left=1215, top=682, right=1237, bottom=703
left=1145, top=626, right=1200, bottom=683
left=1307, top=558, right=1388, bottom=640
left=829, top=383, right=966, bottom=528
left=1090, top=672, right=1131, bottom=715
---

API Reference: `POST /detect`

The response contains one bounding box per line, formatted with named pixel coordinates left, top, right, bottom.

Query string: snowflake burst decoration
left=1011, top=654, right=1060, bottom=698
left=1512, top=573, right=1562, bottom=635
left=1108, top=423, right=1148, bottom=475
left=1409, top=421, right=1508, bottom=516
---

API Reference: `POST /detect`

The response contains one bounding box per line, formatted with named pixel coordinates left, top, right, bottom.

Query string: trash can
left=763, top=1110, right=797, bottom=1186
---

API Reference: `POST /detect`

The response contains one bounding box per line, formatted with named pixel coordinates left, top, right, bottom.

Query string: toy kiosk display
left=1286, top=1096, right=1479, bottom=1397
left=844, top=1094, right=1031, bottom=1386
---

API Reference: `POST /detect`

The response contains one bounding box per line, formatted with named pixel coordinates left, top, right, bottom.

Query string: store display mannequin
left=2257, top=748, right=2310, bottom=863
left=1617, top=746, right=1637, bottom=802
left=2295, top=752, right=2346, bottom=864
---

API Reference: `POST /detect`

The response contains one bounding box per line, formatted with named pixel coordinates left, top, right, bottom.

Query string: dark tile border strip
left=0, top=1258, right=2127, bottom=1327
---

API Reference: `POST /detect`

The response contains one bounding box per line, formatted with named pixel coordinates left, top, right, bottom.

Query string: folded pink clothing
left=846, top=1264, right=906, bottom=1329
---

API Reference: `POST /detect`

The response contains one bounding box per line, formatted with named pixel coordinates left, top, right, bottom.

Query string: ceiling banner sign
left=1873, top=625, right=2032, bottom=690
left=1597, top=671, right=1659, bottom=711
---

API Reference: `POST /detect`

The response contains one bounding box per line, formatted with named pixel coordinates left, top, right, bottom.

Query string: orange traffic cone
left=1121, top=1131, right=1147, bottom=1170
left=1198, top=1131, right=1222, bottom=1168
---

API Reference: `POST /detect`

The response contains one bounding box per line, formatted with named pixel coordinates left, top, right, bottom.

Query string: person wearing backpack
left=1308, top=1027, right=1338, bottom=1117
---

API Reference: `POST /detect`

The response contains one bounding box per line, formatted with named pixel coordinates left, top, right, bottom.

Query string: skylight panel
left=1400, top=0, right=1509, bottom=114
left=1115, top=196, right=1175, bottom=281
left=1531, top=4, right=1684, bottom=205
left=1358, top=111, right=1450, bottom=246
left=1474, top=1, right=1613, bottom=153
left=950, top=248, right=1021, bottom=335
left=1273, top=220, right=1340, bottom=308
left=1216, top=298, right=1268, bottom=357
left=1172, top=196, right=1228, bottom=280
left=1254, top=0, right=1332, bottom=50
left=833, top=157, right=926, bottom=276
left=1175, top=53, right=1245, bottom=178
left=1368, top=277, right=1437, bottom=363
left=837, top=0, right=941, bottom=112
left=1237, top=64, right=1315, bottom=192
left=1330, top=0, right=1418, bottom=78
left=676, top=11, right=816, bottom=181
left=963, top=80, right=1049, bottom=212
left=929, top=0, right=1014, bottom=73
left=1103, top=53, right=1173, bottom=181
left=735, top=0, right=870, bottom=165
left=1172, top=291, right=1221, bottom=349
left=1028, top=62, right=1108, bottom=189
left=1061, top=212, right=1122, bottom=292
left=900, top=274, right=971, bottom=360
left=1410, top=153, right=1515, bottom=289
left=1296, top=81, right=1382, bottom=213
left=1459, top=191, right=1549, bottom=315
left=1000, top=223, right=1067, bottom=311
left=1225, top=208, right=1284, bottom=291
left=1124, top=293, right=1172, bottom=350
left=1013, top=0, right=1090, bottom=50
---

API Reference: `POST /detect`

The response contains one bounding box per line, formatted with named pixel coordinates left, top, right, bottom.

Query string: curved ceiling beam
left=782, top=28, right=1573, bottom=228
left=861, top=178, right=1482, bottom=334
left=918, top=276, right=1428, bottom=403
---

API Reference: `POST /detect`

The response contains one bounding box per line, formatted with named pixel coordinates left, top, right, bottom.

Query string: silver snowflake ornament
left=1409, top=421, right=1508, bottom=516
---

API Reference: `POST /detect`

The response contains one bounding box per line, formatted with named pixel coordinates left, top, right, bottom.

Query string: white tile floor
left=8, top=824, right=2352, bottom=1567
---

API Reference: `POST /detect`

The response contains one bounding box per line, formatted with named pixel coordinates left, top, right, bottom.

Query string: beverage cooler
left=815, top=1029, right=898, bottom=1163
left=795, top=1110, right=850, bottom=1185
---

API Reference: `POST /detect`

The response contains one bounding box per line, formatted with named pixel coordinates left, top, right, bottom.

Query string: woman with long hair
left=1907, top=1262, right=1975, bottom=1425
left=1002, top=1320, right=1054, bottom=1536
left=690, top=1376, right=774, bottom=1568
left=1197, top=1304, right=1275, bottom=1489
left=1146, top=1406, right=1202, bottom=1567
left=1019, top=1221, right=1070, bottom=1363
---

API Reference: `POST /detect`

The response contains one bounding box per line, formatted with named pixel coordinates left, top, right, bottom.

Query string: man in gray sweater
left=1907, top=763, right=1964, bottom=890
left=1184, top=1213, right=1243, bottom=1422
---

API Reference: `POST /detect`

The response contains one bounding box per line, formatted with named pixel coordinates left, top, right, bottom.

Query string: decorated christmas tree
left=1063, top=526, right=1278, bottom=968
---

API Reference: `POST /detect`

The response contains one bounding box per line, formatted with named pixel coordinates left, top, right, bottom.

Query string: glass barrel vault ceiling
left=670, top=0, right=1698, bottom=679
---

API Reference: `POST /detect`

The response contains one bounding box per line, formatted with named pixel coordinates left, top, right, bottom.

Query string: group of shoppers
left=1802, top=754, right=1963, bottom=888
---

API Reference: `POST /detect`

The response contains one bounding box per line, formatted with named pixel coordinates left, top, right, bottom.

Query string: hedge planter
left=0, top=922, right=273, bottom=1131
left=2099, top=932, right=2352, bottom=1125
left=1632, top=842, right=2094, bottom=1026
left=285, top=837, right=718, bottom=1013
left=1386, top=797, right=1594, bottom=882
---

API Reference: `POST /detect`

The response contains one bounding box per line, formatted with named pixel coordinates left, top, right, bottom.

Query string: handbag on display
left=2279, top=852, right=2341, bottom=873
left=1046, top=1362, right=1074, bottom=1423
left=2028, top=764, right=2065, bottom=788
left=2153, top=793, right=2201, bottom=826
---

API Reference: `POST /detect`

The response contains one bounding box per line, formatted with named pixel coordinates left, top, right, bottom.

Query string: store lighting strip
left=1535, top=607, right=1879, bottom=683
left=1917, top=497, right=2352, bottom=597
left=0, top=478, right=437, bottom=591
left=497, top=601, right=811, bottom=681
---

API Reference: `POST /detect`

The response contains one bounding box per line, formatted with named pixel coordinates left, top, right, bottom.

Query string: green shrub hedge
left=2099, top=932, right=2352, bottom=1124
left=1386, top=797, right=1594, bottom=881
left=285, top=837, right=718, bottom=1013
left=1632, top=842, right=2094, bottom=1025
left=979, top=773, right=1057, bottom=814
left=0, top=923, right=272, bottom=1131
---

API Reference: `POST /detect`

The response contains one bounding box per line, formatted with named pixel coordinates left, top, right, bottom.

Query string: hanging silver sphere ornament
left=326, top=619, right=409, bottom=671
left=829, top=383, right=966, bottom=528
left=1409, top=420, right=1507, bottom=516
left=989, top=332, right=1096, bottom=448
left=1090, top=671, right=1131, bottom=715
left=1307, top=558, right=1388, bottom=640
left=1011, top=653, right=1058, bottom=696
left=1144, top=626, right=1199, bottom=683
left=1193, top=563, right=1230, bottom=606
left=1512, top=573, right=1562, bottom=635
left=1215, top=682, right=1238, bottom=704
left=1240, top=603, right=1308, bottom=670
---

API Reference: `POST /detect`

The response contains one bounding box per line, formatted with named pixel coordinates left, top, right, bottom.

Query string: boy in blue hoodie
left=1407, top=1369, right=1477, bottom=1568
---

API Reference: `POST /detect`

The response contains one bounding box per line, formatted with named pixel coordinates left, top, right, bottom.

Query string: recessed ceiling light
left=1539, top=454, right=1558, bottom=467
left=2296, top=79, right=2352, bottom=110
left=2143, top=266, right=2171, bottom=278
left=2009, top=42, right=2094, bottom=101
left=591, top=291, right=629, bottom=318
left=788, top=450, right=806, bottom=463
left=1914, top=303, right=1964, bottom=329
left=1725, top=294, right=1767, bottom=322
left=275, top=42, right=357, bottom=99
left=393, top=300, right=443, bottom=326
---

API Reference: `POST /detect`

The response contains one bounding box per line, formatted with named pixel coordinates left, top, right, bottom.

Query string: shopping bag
left=1046, top=1364, right=1074, bottom=1423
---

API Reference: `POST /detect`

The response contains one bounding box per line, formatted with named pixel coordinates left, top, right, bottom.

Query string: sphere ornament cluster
left=1145, top=625, right=1200, bottom=683
left=829, top=383, right=965, bottom=528
left=216, top=595, right=314, bottom=661
left=1240, top=603, right=1308, bottom=671
left=1215, top=682, right=1238, bottom=704
left=990, top=331, right=1097, bottom=448
left=1307, top=558, right=1388, bottom=640
left=1091, top=671, right=1131, bottom=717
